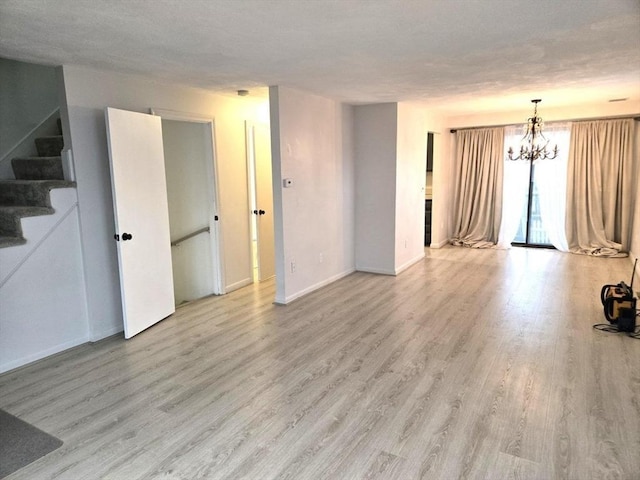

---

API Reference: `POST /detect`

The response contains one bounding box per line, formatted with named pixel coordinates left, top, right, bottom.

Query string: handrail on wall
left=171, top=226, right=210, bottom=247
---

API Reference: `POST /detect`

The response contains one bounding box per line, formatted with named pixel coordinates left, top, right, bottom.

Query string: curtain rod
left=449, top=114, right=640, bottom=133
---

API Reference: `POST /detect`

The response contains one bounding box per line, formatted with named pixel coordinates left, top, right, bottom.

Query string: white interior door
left=253, top=123, right=275, bottom=280
left=105, top=107, right=175, bottom=338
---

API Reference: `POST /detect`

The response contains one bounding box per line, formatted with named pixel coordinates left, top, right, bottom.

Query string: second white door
left=247, top=122, right=275, bottom=281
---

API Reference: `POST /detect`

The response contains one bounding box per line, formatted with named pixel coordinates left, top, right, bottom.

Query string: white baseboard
left=225, top=277, right=253, bottom=293
left=89, top=324, right=123, bottom=342
left=394, top=252, right=425, bottom=274
left=430, top=238, right=450, bottom=249
left=356, top=253, right=425, bottom=276
left=276, top=268, right=355, bottom=305
left=0, top=335, right=88, bottom=375
left=355, top=266, right=396, bottom=276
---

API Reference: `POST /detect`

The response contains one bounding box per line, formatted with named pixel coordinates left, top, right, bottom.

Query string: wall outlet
left=319, top=252, right=324, bottom=263
left=290, top=261, right=296, bottom=273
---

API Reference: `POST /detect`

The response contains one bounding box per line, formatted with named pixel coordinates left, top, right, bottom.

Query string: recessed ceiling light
left=608, top=98, right=628, bottom=102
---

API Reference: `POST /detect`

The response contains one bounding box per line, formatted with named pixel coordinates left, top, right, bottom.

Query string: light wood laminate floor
left=1, top=247, right=639, bottom=480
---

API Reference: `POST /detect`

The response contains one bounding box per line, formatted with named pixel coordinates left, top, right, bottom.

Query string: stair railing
left=170, top=226, right=210, bottom=247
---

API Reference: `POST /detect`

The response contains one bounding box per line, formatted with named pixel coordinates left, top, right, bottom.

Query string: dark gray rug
left=0, top=409, right=62, bottom=478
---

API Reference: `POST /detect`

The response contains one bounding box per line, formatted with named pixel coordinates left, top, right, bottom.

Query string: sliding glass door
left=512, top=163, right=552, bottom=246
left=501, top=123, right=571, bottom=249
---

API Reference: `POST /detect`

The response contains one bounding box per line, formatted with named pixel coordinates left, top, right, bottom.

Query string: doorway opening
left=424, top=132, right=434, bottom=247
left=502, top=123, right=571, bottom=249
left=246, top=121, right=275, bottom=282
left=512, top=162, right=552, bottom=246
left=154, top=110, right=224, bottom=305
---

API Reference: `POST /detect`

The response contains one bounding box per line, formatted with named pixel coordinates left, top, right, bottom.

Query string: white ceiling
left=1, top=0, right=639, bottom=114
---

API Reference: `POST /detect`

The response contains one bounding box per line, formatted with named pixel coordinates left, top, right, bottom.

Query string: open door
left=105, top=107, right=175, bottom=338
left=248, top=123, right=275, bottom=281
left=161, top=118, right=222, bottom=305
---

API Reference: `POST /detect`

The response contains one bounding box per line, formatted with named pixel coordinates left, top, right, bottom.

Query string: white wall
left=269, top=86, right=355, bottom=304
left=395, top=102, right=428, bottom=271
left=353, top=102, right=450, bottom=270
left=353, top=104, right=398, bottom=274
left=62, top=65, right=267, bottom=340
left=0, top=201, right=89, bottom=373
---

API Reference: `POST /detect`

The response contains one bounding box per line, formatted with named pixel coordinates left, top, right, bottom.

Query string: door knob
left=122, top=232, right=133, bottom=241
left=259, top=210, right=266, bottom=215
left=253, top=210, right=258, bottom=215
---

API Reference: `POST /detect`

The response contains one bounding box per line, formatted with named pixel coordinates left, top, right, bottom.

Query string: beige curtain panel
left=451, top=127, right=504, bottom=248
left=565, top=118, right=635, bottom=257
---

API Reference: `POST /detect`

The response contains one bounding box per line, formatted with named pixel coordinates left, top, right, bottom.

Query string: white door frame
left=245, top=121, right=275, bottom=282
left=150, top=108, right=225, bottom=295
left=245, top=121, right=258, bottom=282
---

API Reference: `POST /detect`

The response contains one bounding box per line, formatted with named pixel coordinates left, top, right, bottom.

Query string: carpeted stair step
left=11, top=157, right=64, bottom=180
left=0, top=206, right=54, bottom=248
left=0, top=205, right=54, bottom=237
left=0, top=180, right=75, bottom=249
left=35, top=135, right=64, bottom=157
left=0, top=235, right=27, bottom=248
left=0, top=180, right=73, bottom=208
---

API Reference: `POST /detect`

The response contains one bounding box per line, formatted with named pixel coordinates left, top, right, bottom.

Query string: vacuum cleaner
left=601, top=259, right=638, bottom=332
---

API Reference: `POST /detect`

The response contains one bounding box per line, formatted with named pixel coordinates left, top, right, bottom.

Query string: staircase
left=0, top=122, right=75, bottom=248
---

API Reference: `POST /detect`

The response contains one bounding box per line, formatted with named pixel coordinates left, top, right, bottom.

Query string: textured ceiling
left=1, top=0, right=639, bottom=114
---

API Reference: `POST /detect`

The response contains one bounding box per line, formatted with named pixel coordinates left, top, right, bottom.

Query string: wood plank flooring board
left=547, top=332, right=593, bottom=479
left=587, top=336, right=640, bottom=477
left=499, top=334, right=554, bottom=467
left=4, top=312, right=227, bottom=417
left=22, top=407, right=173, bottom=480
left=0, top=338, right=125, bottom=407
left=2, top=247, right=639, bottom=479
left=445, top=339, right=524, bottom=478
left=142, top=312, right=404, bottom=476
left=266, top=376, right=402, bottom=480
left=396, top=332, right=506, bottom=476
left=188, top=375, right=373, bottom=479
left=486, top=451, right=542, bottom=480
left=210, top=293, right=434, bottom=478
left=224, top=389, right=364, bottom=479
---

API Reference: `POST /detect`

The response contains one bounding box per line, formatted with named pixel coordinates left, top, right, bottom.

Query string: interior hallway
left=1, top=246, right=638, bottom=479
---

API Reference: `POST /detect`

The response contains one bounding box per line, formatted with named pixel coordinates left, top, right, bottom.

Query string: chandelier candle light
left=508, top=99, right=558, bottom=162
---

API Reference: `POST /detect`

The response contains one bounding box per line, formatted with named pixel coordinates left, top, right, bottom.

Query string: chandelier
left=508, top=99, right=558, bottom=161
